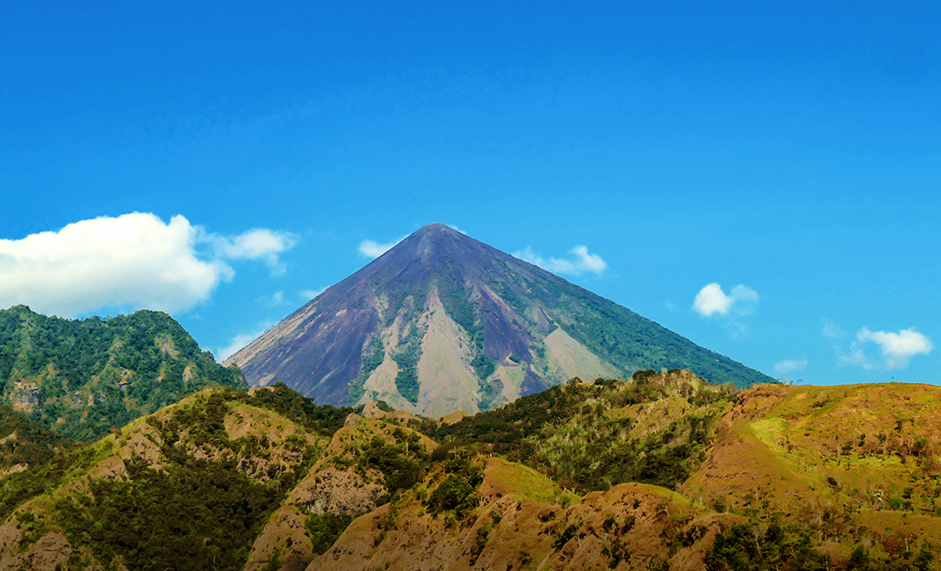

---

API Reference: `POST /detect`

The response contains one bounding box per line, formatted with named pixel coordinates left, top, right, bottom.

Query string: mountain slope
left=0, top=385, right=340, bottom=570
left=227, top=223, right=773, bottom=416
left=307, top=377, right=941, bottom=571
left=0, top=305, right=247, bottom=441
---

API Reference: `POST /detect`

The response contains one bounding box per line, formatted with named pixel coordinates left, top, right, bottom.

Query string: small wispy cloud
left=208, top=228, right=297, bottom=275
left=216, top=323, right=272, bottom=362
left=301, top=287, right=326, bottom=300
left=821, top=317, right=844, bottom=339
left=513, top=245, right=607, bottom=276
left=839, top=346, right=873, bottom=370
left=773, top=358, right=808, bottom=375
left=358, top=235, right=407, bottom=259
left=256, top=291, right=286, bottom=308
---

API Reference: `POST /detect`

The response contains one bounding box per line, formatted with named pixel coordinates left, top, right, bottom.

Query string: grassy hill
left=2, top=374, right=940, bottom=570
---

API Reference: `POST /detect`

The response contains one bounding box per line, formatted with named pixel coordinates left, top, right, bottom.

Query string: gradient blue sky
left=2, top=1, right=939, bottom=385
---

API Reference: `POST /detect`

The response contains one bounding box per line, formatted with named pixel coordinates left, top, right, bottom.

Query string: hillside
left=0, top=405, right=75, bottom=478
left=0, top=385, right=344, bottom=570
left=0, top=305, right=248, bottom=441
left=227, top=223, right=773, bottom=417
left=3, top=375, right=940, bottom=570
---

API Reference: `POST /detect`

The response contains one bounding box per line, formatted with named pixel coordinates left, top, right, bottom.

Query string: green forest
left=0, top=305, right=247, bottom=441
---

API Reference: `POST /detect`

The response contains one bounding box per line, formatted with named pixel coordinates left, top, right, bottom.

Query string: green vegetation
left=0, top=305, right=247, bottom=442
left=705, top=523, right=829, bottom=570
left=349, top=337, right=385, bottom=405
left=0, top=404, right=75, bottom=471
left=437, top=271, right=476, bottom=338
left=470, top=353, right=496, bottom=382
left=56, top=456, right=279, bottom=571
left=431, top=372, right=732, bottom=492
left=3, top=373, right=941, bottom=568
left=356, top=428, right=429, bottom=499
left=4, top=387, right=328, bottom=570
left=239, top=382, right=354, bottom=437
left=707, top=522, right=936, bottom=571
left=306, top=512, right=354, bottom=555
left=425, top=449, right=483, bottom=519
left=437, top=272, right=498, bottom=407
left=145, top=388, right=320, bottom=475
left=549, top=293, right=772, bottom=388
left=393, top=324, right=423, bottom=405
left=0, top=443, right=103, bottom=522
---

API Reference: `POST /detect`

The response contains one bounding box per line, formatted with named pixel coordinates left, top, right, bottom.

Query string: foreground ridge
left=2, top=372, right=939, bottom=569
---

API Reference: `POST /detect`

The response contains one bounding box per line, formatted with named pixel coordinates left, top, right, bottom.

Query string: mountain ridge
left=0, top=305, right=248, bottom=441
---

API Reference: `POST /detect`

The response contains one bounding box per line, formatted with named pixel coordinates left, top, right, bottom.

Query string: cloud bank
left=513, top=245, right=607, bottom=276
left=0, top=212, right=296, bottom=317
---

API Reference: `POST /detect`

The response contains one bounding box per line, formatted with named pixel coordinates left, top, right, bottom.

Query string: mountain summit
left=226, top=224, right=772, bottom=416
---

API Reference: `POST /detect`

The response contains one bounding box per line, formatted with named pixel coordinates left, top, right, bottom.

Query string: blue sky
left=2, top=1, right=939, bottom=385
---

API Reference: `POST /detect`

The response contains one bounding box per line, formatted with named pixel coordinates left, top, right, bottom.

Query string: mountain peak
left=371, top=223, right=486, bottom=272
left=415, top=222, right=454, bottom=234
left=406, top=223, right=468, bottom=252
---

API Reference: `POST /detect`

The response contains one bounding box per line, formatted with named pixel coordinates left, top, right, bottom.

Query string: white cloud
left=513, top=245, right=607, bottom=276
left=773, top=359, right=808, bottom=374
left=0, top=212, right=297, bottom=318
left=358, top=236, right=407, bottom=259
left=856, top=327, right=933, bottom=369
left=693, top=283, right=758, bottom=317
left=693, top=283, right=732, bottom=317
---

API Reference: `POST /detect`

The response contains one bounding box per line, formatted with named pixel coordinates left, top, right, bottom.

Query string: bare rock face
left=227, top=223, right=772, bottom=417
left=243, top=416, right=440, bottom=571
left=242, top=466, right=388, bottom=571
left=296, top=468, right=386, bottom=517
left=0, top=513, right=105, bottom=571
left=10, top=381, right=40, bottom=414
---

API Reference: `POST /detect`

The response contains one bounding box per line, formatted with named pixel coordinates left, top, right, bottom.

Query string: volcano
left=225, top=224, right=773, bottom=416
